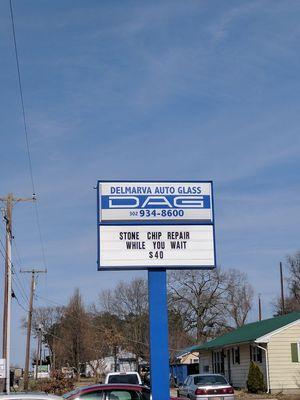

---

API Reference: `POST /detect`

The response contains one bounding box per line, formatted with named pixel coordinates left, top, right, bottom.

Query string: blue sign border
left=97, top=180, right=216, bottom=271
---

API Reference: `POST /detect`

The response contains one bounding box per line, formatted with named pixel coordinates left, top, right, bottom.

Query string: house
left=170, top=348, right=200, bottom=385
left=175, top=350, right=199, bottom=365
left=85, top=349, right=144, bottom=378
left=184, top=311, right=300, bottom=394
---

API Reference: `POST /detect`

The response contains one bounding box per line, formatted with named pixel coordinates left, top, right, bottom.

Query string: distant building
left=86, top=349, right=144, bottom=378
left=170, top=348, right=200, bottom=386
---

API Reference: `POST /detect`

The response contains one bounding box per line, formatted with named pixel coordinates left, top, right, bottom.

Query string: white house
left=85, top=349, right=142, bottom=378
left=183, top=311, right=300, bottom=394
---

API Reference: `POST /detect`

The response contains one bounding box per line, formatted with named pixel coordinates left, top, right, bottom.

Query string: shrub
left=246, top=361, right=264, bottom=393
left=33, top=370, right=75, bottom=395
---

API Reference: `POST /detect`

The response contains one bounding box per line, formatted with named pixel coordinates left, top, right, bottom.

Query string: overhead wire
left=11, top=238, right=30, bottom=301
left=0, top=245, right=28, bottom=309
left=1, top=201, right=38, bottom=308
left=35, top=293, right=150, bottom=348
left=9, top=0, right=34, bottom=194
left=0, top=235, right=30, bottom=308
left=36, top=293, right=186, bottom=352
left=8, top=0, right=47, bottom=269
left=13, top=292, right=29, bottom=313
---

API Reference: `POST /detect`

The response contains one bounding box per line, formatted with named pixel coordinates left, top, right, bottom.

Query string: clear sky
left=1, top=0, right=300, bottom=366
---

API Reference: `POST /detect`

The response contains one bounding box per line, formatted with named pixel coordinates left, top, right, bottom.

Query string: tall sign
left=97, top=180, right=216, bottom=400
left=97, top=181, right=216, bottom=270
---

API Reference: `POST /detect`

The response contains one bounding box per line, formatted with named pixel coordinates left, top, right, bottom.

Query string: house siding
left=199, top=350, right=211, bottom=373
left=199, top=344, right=267, bottom=389
left=267, top=322, right=300, bottom=392
left=226, top=344, right=266, bottom=388
left=198, top=351, right=211, bottom=373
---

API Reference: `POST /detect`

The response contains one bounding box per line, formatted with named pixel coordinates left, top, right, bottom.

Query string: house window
left=213, top=351, right=224, bottom=373
left=231, top=347, right=240, bottom=364
left=291, top=342, right=300, bottom=362
left=250, top=345, right=262, bottom=363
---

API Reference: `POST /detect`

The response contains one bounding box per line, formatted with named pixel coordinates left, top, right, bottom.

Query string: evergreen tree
left=247, top=361, right=264, bottom=393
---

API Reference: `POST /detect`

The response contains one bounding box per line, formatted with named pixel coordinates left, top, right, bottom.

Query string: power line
left=9, top=0, right=34, bottom=194
left=13, top=291, right=28, bottom=313
left=20, top=268, right=47, bottom=390
left=0, top=235, right=30, bottom=306
left=8, top=0, right=47, bottom=269
left=35, top=294, right=186, bottom=352
left=35, top=294, right=151, bottom=348
left=11, top=238, right=31, bottom=302
left=0, top=246, right=29, bottom=309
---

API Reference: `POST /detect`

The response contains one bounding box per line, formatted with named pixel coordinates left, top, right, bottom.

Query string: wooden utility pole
left=35, top=324, right=42, bottom=380
left=21, top=269, right=47, bottom=390
left=258, top=294, right=262, bottom=321
left=280, top=262, right=285, bottom=315
left=0, top=193, right=34, bottom=393
left=35, top=326, right=41, bottom=380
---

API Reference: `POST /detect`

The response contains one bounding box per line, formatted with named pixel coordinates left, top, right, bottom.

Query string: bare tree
left=22, top=306, right=64, bottom=368
left=168, top=308, right=194, bottom=361
left=225, top=269, right=253, bottom=327
left=168, top=269, right=253, bottom=342
left=273, top=252, right=300, bottom=315
left=99, top=278, right=149, bottom=363
left=287, top=252, right=300, bottom=302
left=168, top=269, right=229, bottom=342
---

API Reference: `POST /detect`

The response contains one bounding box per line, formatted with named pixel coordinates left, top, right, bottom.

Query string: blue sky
left=1, top=0, right=300, bottom=366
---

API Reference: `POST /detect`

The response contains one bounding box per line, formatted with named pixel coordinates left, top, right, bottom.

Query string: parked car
left=105, top=372, right=143, bottom=385
left=64, top=384, right=183, bottom=400
left=64, top=384, right=150, bottom=400
left=0, top=394, right=63, bottom=400
left=177, top=374, right=234, bottom=400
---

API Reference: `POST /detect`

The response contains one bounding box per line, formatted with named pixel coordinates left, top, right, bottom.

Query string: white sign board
left=97, top=181, right=216, bottom=270
left=0, top=358, right=6, bottom=379
left=99, top=225, right=215, bottom=268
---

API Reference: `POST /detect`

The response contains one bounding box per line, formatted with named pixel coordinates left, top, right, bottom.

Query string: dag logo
left=107, top=195, right=205, bottom=209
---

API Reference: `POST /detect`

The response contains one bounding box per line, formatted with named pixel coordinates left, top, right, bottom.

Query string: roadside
left=235, top=391, right=300, bottom=400
left=171, top=388, right=300, bottom=400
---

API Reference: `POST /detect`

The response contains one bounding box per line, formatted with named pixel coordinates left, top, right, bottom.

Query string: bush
left=32, top=370, right=75, bottom=395
left=246, top=361, right=264, bottom=393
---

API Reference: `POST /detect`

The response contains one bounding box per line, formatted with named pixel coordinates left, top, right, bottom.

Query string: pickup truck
left=105, top=371, right=143, bottom=385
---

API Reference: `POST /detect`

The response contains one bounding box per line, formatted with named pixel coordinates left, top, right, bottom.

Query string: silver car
left=177, top=374, right=235, bottom=400
left=0, top=393, right=63, bottom=400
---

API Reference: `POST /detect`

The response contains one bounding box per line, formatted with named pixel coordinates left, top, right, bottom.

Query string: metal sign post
left=148, top=269, right=169, bottom=400
left=97, top=181, right=216, bottom=400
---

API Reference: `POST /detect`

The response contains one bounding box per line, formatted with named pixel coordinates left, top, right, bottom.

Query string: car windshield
left=108, top=375, right=139, bottom=384
left=194, top=375, right=228, bottom=386
left=106, top=390, right=140, bottom=400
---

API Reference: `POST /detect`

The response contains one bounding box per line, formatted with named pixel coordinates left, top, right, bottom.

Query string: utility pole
left=35, top=325, right=42, bottom=380
left=280, top=262, right=285, bottom=315
left=0, top=193, right=34, bottom=393
left=258, top=293, right=262, bottom=321
left=20, top=269, right=47, bottom=390
left=39, top=326, right=43, bottom=372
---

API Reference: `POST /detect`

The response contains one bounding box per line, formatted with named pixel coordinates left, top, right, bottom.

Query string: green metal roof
left=190, top=311, right=300, bottom=351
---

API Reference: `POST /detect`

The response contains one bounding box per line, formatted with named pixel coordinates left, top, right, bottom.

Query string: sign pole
left=148, top=269, right=169, bottom=400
